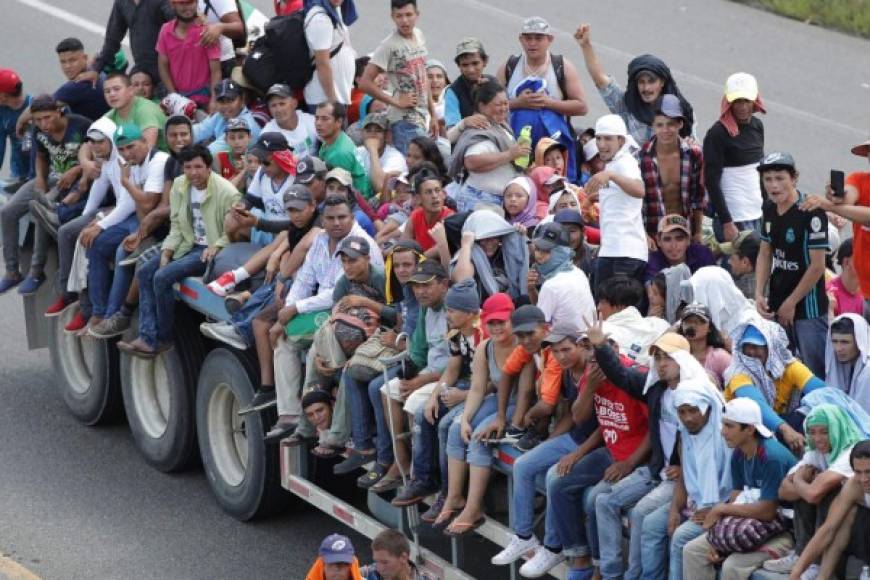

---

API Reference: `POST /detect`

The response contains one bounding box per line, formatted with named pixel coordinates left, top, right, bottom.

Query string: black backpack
left=264, top=9, right=343, bottom=90
left=242, top=37, right=282, bottom=93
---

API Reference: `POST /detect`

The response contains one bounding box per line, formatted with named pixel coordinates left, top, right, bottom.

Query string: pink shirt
left=827, top=276, right=864, bottom=317
left=156, top=20, right=220, bottom=107
left=703, top=346, right=732, bottom=389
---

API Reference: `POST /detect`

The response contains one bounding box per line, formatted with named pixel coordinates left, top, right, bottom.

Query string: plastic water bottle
left=861, top=565, right=870, bottom=580
left=21, top=128, right=32, bottom=153
left=515, top=125, right=532, bottom=169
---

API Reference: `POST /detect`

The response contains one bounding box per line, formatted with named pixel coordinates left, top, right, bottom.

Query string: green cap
left=114, top=122, right=142, bottom=147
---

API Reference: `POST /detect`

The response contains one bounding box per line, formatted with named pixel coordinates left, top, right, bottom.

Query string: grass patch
left=732, top=0, right=870, bottom=38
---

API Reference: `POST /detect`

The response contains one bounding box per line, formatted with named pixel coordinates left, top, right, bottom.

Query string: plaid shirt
left=284, top=222, right=383, bottom=314
left=639, top=136, right=705, bottom=236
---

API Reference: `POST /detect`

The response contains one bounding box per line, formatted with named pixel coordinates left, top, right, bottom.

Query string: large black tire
left=48, top=306, right=122, bottom=425
left=120, top=308, right=205, bottom=472
left=196, top=347, right=290, bottom=520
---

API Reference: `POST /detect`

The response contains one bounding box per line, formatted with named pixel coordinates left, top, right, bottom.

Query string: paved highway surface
left=0, top=1, right=868, bottom=578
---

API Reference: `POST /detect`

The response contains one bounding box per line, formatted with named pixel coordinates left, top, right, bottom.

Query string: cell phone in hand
left=830, top=169, right=845, bottom=197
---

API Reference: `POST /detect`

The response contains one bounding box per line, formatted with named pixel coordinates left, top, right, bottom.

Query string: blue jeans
left=545, top=446, right=612, bottom=557
left=445, top=393, right=499, bottom=461
left=230, top=280, right=276, bottom=347
left=626, top=479, right=674, bottom=580
left=641, top=507, right=704, bottom=580
left=512, top=432, right=578, bottom=546
left=791, top=316, right=828, bottom=378
left=390, top=121, right=426, bottom=156
left=86, top=214, right=139, bottom=317
left=451, top=183, right=503, bottom=213
left=595, top=466, right=664, bottom=580
left=363, top=366, right=402, bottom=466
left=465, top=405, right=516, bottom=467
left=137, top=247, right=206, bottom=347
left=412, top=399, right=465, bottom=491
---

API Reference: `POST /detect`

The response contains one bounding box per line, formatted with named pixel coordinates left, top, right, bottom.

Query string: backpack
left=241, top=37, right=282, bottom=93
left=261, top=8, right=343, bottom=90
left=504, top=53, right=576, bottom=136
left=203, top=0, right=248, bottom=50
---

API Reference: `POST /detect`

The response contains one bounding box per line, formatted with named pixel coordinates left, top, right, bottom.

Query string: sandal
left=311, top=443, right=344, bottom=459
left=370, top=474, right=402, bottom=493
left=430, top=503, right=466, bottom=529
left=444, top=516, right=486, bottom=537
left=357, top=463, right=389, bottom=489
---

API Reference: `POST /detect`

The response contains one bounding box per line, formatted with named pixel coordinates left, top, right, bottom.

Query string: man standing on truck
left=118, top=143, right=240, bottom=357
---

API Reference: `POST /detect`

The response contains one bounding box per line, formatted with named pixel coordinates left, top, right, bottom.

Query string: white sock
left=231, top=267, right=250, bottom=283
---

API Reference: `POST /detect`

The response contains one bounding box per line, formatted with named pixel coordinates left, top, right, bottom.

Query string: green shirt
left=104, top=96, right=167, bottom=151
left=319, top=131, right=373, bottom=198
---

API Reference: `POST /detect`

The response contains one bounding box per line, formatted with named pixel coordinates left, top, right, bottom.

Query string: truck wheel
left=120, top=310, right=204, bottom=472
left=48, top=306, right=121, bottom=425
left=196, top=348, right=289, bottom=520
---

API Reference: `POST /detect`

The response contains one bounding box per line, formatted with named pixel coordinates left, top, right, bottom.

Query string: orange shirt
left=503, top=345, right=563, bottom=406
left=847, top=172, right=870, bottom=299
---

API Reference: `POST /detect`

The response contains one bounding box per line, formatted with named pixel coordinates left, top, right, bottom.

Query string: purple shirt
left=644, top=243, right=715, bottom=282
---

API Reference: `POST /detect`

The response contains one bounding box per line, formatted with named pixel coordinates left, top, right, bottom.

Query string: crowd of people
left=1, top=0, right=870, bottom=579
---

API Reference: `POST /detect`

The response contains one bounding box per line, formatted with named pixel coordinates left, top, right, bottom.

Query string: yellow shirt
left=725, top=360, right=816, bottom=414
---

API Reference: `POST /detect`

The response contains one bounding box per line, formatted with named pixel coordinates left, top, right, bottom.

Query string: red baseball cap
left=0, top=69, right=22, bottom=95
left=481, top=292, right=514, bottom=325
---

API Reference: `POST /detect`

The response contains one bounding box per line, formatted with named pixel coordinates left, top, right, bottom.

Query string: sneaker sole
left=45, top=300, right=79, bottom=318
left=237, top=399, right=277, bottom=416
left=199, top=324, right=247, bottom=350
left=88, top=326, right=130, bottom=339
left=117, top=256, right=141, bottom=267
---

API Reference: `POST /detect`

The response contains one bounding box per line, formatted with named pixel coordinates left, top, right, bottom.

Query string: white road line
left=12, top=0, right=129, bottom=46
left=456, top=0, right=865, bottom=136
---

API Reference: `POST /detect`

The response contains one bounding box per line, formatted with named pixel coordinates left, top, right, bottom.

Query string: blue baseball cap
left=319, top=534, right=355, bottom=565
left=739, top=325, right=767, bottom=347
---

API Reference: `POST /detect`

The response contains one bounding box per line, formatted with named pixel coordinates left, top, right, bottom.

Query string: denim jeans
left=137, top=247, right=206, bottom=347
left=465, top=405, right=516, bottom=467
left=412, top=400, right=465, bottom=490
left=791, top=316, right=828, bottom=378
left=365, top=366, right=402, bottom=466
left=595, top=466, right=664, bottom=580
left=512, top=432, right=578, bottom=546
left=646, top=512, right=705, bottom=580
left=86, top=214, right=139, bottom=317
left=624, top=479, right=674, bottom=580
left=230, top=280, right=276, bottom=347
left=545, top=446, right=612, bottom=557
left=390, top=120, right=426, bottom=156
left=451, top=183, right=503, bottom=213
left=445, top=393, right=499, bottom=461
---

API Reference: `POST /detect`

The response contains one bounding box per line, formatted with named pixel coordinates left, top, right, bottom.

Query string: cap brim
left=851, top=143, right=870, bottom=157
left=284, top=201, right=309, bottom=211
left=337, top=249, right=366, bottom=259
left=294, top=174, right=315, bottom=184
left=718, top=242, right=738, bottom=255
left=482, top=311, right=512, bottom=324
left=512, top=321, right=541, bottom=334
left=321, top=555, right=355, bottom=565
left=86, top=133, right=108, bottom=141
left=532, top=239, right=557, bottom=251
left=755, top=423, right=773, bottom=438
left=725, top=90, right=758, bottom=103
left=659, top=225, right=691, bottom=236
left=681, top=312, right=710, bottom=322
left=739, top=338, right=768, bottom=347
left=408, top=274, right=436, bottom=284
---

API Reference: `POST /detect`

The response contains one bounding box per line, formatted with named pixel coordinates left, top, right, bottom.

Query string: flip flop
left=369, top=473, right=402, bottom=493
left=444, top=516, right=486, bottom=537
left=311, top=444, right=344, bottom=459
left=357, top=463, right=389, bottom=489
left=431, top=506, right=464, bottom=530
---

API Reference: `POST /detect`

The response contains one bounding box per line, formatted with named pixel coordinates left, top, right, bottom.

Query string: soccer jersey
left=761, top=192, right=828, bottom=320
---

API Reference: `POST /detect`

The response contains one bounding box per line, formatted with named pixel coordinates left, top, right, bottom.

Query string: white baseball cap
left=582, top=139, right=599, bottom=160
left=723, top=398, right=773, bottom=438
left=594, top=114, right=628, bottom=138
left=724, top=72, right=759, bottom=103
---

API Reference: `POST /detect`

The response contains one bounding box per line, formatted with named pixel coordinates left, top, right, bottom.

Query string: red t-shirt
left=847, top=172, right=870, bottom=299
left=583, top=359, right=649, bottom=462
left=409, top=207, right=455, bottom=252
left=216, top=151, right=239, bottom=180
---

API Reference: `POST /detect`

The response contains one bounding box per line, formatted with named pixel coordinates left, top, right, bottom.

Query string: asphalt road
left=0, top=1, right=868, bottom=579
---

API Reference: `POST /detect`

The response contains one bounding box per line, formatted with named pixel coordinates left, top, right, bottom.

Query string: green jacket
left=161, top=172, right=241, bottom=259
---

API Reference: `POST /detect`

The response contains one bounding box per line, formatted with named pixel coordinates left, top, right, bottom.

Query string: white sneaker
left=200, top=322, right=247, bottom=350
left=518, top=546, right=565, bottom=578
left=801, top=564, right=820, bottom=580
left=763, top=550, right=799, bottom=573
left=491, top=534, right=539, bottom=566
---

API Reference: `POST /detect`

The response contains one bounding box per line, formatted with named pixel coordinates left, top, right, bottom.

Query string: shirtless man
left=638, top=94, right=704, bottom=249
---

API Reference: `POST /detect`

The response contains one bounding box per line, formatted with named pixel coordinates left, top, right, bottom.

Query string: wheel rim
left=130, top=354, right=171, bottom=439
left=57, top=309, right=95, bottom=394
left=207, top=382, right=248, bottom=487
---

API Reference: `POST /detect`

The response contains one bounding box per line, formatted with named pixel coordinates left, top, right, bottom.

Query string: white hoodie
left=602, top=306, right=670, bottom=367
left=826, top=313, right=870, bottom=411
left=685, top=266, right=756, bottom=337
left=82, top=117, right=126, bottom=223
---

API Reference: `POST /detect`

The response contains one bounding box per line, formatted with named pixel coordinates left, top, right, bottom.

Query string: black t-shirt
left=54, top=79, right=110, bottom=122
left=448, top=331, right=477, bottom=384
left=761, top=192, right=828, bottom=320
left=164, top=155, right=183, bottom=182
left=35, top=113, right=91, bottom=175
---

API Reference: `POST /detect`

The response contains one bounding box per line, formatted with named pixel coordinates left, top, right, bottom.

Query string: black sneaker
left=515, top=430, right=543, bottom=452
left=502, top=425, right=526, bottom=444
left=392, top=480, right=438, bottom=507
left=238, top=387, right=276, bottom=416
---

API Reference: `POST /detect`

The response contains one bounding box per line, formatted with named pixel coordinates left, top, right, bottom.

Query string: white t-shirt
left=355, top=144, right=407, bottom=180
left=190, top=186, right=209, bottom=246
left=597, top=151, right=647, bottom=261
left=247, top=169, right=293, bottom=220
left=261, top=112, right=318, bottom=160
left=536, top=266, right=596, bottom=331
left=659, top=387, right=680, bottom=478
left=464, top=132, right=518, bottom=196
left=100, top=150, right=169, bottom=230
left=788, top=446, right=855, bottom=479
left=303, top=6, right=356, bottom=105
left=199, top=0, right=237, bottom=63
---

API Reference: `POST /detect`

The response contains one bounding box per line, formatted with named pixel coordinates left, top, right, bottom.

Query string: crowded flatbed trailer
left=17, top=233, right=785, bottom=579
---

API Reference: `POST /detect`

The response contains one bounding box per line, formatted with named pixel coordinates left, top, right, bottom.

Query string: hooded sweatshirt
left=602, top=306, right=671, bottom=367
left=674, top=379, right=732, bottom=509
left=82, top=117, right=126, bottom=220
left=825, top=314, right=870, bottom=410
left=789, top=404, right=863, bottom=478
left=684, top=266, right=755, bottom=337
left=457, top=209, right=529, bottom=300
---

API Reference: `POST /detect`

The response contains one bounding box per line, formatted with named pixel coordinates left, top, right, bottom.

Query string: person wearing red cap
left=0, top=68, right=32, bottom=194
